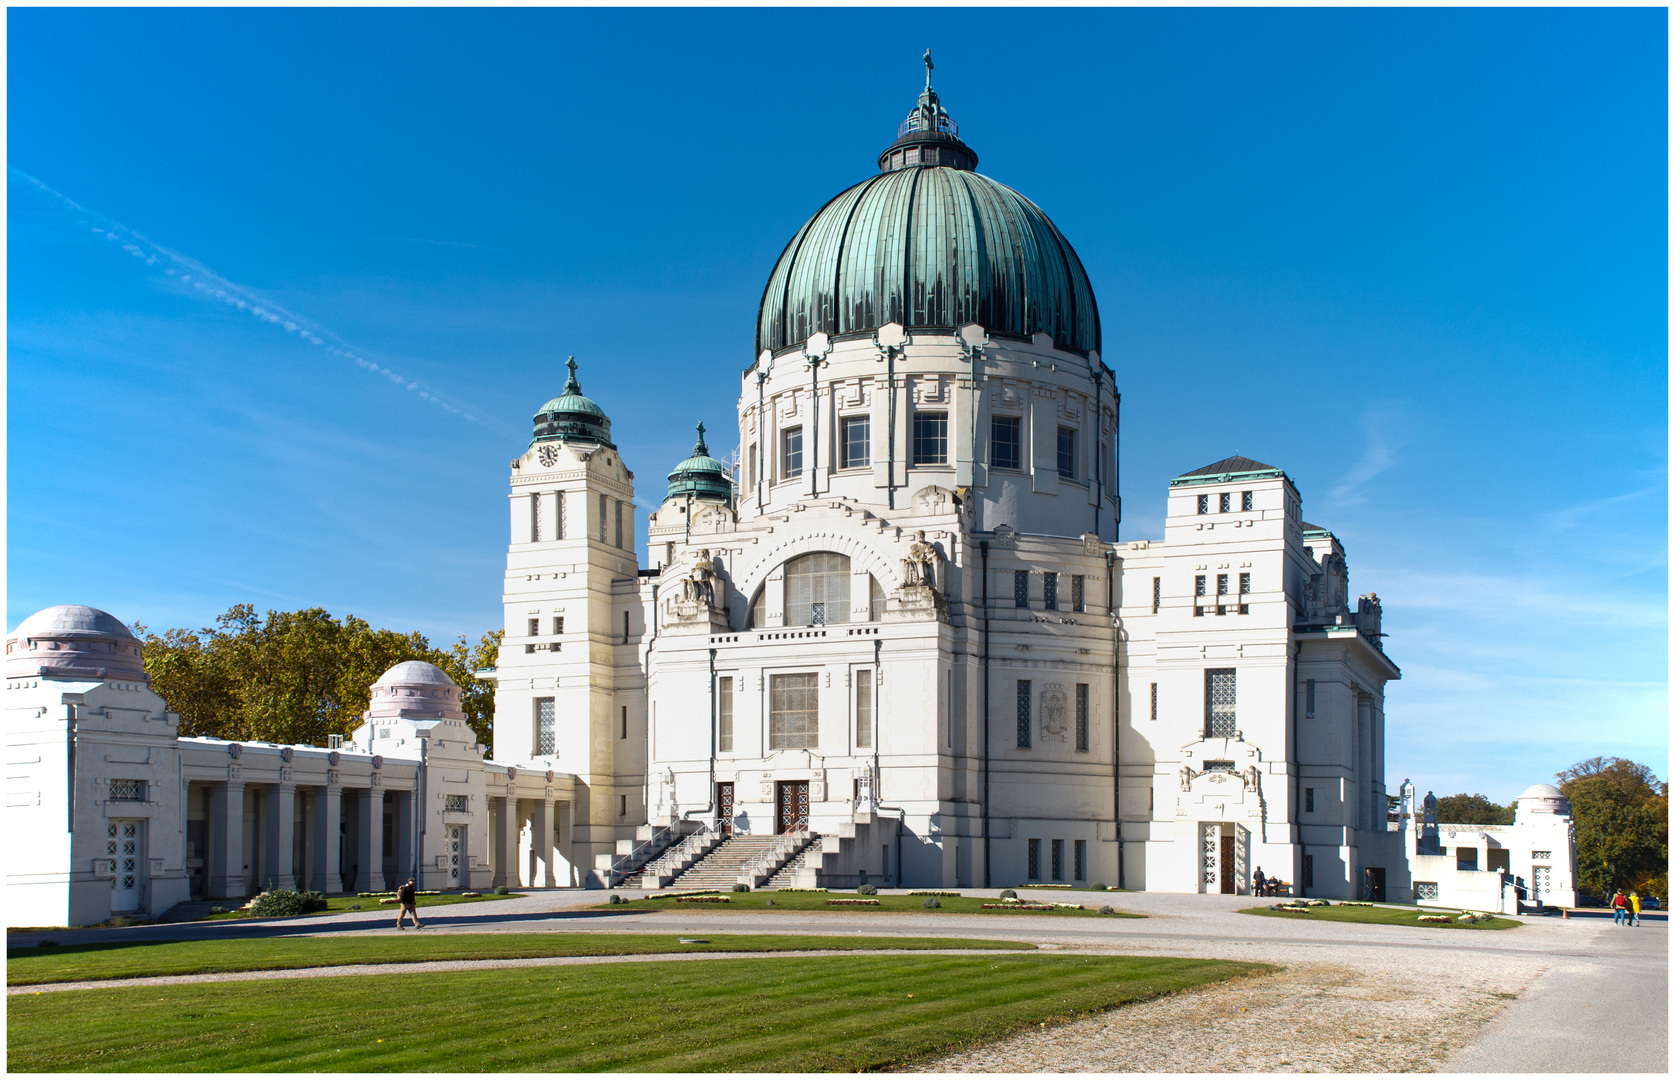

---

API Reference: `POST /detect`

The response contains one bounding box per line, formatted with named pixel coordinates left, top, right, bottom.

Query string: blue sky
left=8, top=8, right=1666, bottom=800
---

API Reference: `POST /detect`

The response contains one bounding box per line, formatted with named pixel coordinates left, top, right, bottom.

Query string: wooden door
left=717, top=783, right=735, bottom=837
left=1219, top=834, right=1235, bottom=894
left=776, top=781, right=809, bottom=834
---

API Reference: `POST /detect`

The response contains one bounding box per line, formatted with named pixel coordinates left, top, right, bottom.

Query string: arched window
left=787, top=552, right=850, bottom=626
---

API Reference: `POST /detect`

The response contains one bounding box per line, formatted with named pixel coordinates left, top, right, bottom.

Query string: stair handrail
left=604, top=822, right=682, bottom=885
left=740, top=828, right=811, bottom=882
left=645, top=823, right=717, bottom=881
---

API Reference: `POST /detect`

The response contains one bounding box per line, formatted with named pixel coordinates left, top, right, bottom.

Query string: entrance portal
left=446, top=825, right=463, bottom=885
left=109, top=820, right=142, bottom=912
left=776, top=781, right=809, bottom=834
left=1219, top=833, right=1235, bottom=895
left=717, top=783, right=735, bottom=837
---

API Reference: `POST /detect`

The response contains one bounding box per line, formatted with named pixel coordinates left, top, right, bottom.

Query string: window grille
left=1206, top=668, right=1236, bottom=737
left=1075, top=684, right=1089, bottom=752
left=1415, top=881, right=1438, bottom=900
left=1150, top=682, right=1158, bottom=721
left=1195, top=575, right=1207, bottom=597
left=553, top=616, right=564, bottom=635
left=1216, top=605, right=1226, bottom=616
left=109, top=779, right=145, bottom=802
left=718, top=676, right=734, bottom=752
left=444, top=794, right=469, bottom=813
left=1219, top=492, right=1231, bottom=513
left=615, top=500, right=624, bottom=549
left=1217, top=574, right=1229, bottom=596
left=554, top=491, right=565, bottom=539
left=1303, top=854, right=1314, bottom=888
left=530, top=492, right=541, bottom=542
left=1197, top=494, right=1209, bottom=515
left=1241, top=490, right=1253, bottom=512
left=621, top=704, right=628, bottom=739
left=1056, top=426, right=1076, bottom=479
left=1043, top=572, right=1059, bottom=611
left=1074, top=839, right=1087, bottom=881
left=747, top=444, right=758, bottom=490
left=528, top=617, right=540, bottom=637
left=1014, top=570, right=1029, bottom=609
left=870, top=576, right=885, bottom=621
left=841, top=416, right=870, bottom=469
left=990, top=415, right=1021, bottom=470
left=1531, top=850, right=1552, bottom=861
left=1027, top=838, right=1040, bottom=880
left=1305, top=679, right=1315, bottom=719
left=1239, top=604, right=1249, bottom=615
left=1051, top=839, right=1064, bottom=880
left=1305, top=787, right=1315, bottom=812
left=1152, top=577, right=1161, bottom=614
left=782, top=427, right=803, bottom=478
left=769, top=672, right=819, bottom=750
left=535, top=698, right=556, bottom=756
left=1016, top=680, right=1032, bottom=749
left=1071, top=575, right=1085, bottom=613
left=911, top=412, right=948, bottom=466
left=1239, top=572, right=1250, bottom=594
left=599, top=494, right=608, bottom=541
left=786, top=552, right=851, bottom=626
left=855, top=670, right=872, bottom=748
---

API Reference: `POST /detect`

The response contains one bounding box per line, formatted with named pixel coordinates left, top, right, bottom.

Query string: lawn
left=603, top=891, right=1143, bottom=918
left=204, top=891, right=523, bottom=921
left=7, top=932, right=1030, bottom=985
left=7, top=953, right=1264, bottom=1072
left=1239, top=903, right=1522, bottom=930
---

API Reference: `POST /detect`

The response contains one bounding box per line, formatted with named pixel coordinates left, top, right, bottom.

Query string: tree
left=1557, top=757, right=1668, bottom=898
left=1433, top=793, right=1515, bottom=826
left=138, top=606, right=500, bottom=751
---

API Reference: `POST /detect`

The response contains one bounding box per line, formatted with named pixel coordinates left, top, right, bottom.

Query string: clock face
left=537, top=444, right=560, bottom=467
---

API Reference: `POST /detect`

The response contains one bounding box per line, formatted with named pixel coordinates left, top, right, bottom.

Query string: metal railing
left=642, top=823, right=718, bottom=883
left=740, top=829, right=812, bottom=884
left=604, top=822, right=683, bottom=886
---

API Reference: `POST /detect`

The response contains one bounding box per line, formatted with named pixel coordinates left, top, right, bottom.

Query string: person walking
left=396, top=877, right=423, bottom=930
left=1611, top=889, right=1628, bottom=925
left=1629, top=891, right=1642, bottom=927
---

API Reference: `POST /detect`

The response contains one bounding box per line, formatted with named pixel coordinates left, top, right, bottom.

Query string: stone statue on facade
left=902, top=530, right=937, bottom=591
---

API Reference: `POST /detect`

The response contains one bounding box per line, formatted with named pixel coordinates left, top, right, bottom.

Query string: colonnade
left=493, top=794, right=575, bottom=888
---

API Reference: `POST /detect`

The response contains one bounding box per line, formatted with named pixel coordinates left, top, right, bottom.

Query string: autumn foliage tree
left=136, top=605, right=501, bottom=750
left=1556, top=756, right=1668, bottom=898
left=1433, top=793, right=1516, bottom=826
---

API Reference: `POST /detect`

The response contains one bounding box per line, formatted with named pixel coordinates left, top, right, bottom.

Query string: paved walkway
left=9, top=888, right=1666, bottom=1072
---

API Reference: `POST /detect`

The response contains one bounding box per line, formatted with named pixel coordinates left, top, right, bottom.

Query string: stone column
left=359, top=783, right=385, bottom=893
left=554, top=801, right=575, bottom=886
left=530, top=799, right=555, bottom=887
left=501, top=796, right=523, bottom=888
left=209, top=775, right=246, bottom=899
left=311, top=777, right=342, bottom=893
left=264, top=775, right=297, bottom=892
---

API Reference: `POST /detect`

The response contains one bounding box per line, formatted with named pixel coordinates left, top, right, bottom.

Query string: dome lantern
left=532, top=356, right=615, bottom=449
left=665, top=422, right=733, bottom=504
left=877, top=50, right=978, bottom=173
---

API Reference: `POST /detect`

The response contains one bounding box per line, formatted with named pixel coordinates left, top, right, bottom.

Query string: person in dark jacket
left=396, top=878, right=423, bottom=930
left=1252, top=867, right=1267, bottom=897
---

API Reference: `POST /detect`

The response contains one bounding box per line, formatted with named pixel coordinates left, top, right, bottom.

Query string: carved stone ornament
left=506, top=766, right=517, bottom=780
left=545, top=769, right=555, bottom=784
left=371, top=755, right=384, bottom=770
left=227, top=743, right=243, bottom=759
left=1040, top=688, right=1069, bottom=741
left=280, top=746, right=295, bottom=763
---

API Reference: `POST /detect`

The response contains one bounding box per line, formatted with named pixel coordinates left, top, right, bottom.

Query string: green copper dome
left=666, top=423, right=733, bottom=503
left=532, top=357, right=614, bottom=448
left=755, top=54, right=1100, bottom=359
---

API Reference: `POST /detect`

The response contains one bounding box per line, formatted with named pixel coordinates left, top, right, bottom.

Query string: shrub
left=922, top=897, right=941, bottom=909
left=857, top=883, right=878, bottom=895
left=494, top=886, right=509, bottom=895
left=1099, top=905, right=1117, bottom=915
left=607, top=893, right=626, bottom=905
left=732, top=883, right=750, bottom=893
left=999, top=888, right=1017, bottom=899
left=461, top=891, right=482, bottom=898
left=247, top=889, right=328, bottom=918
left=208, top=906, right=227, bottom=916
left=1089, top=882, right=1108, bottom=891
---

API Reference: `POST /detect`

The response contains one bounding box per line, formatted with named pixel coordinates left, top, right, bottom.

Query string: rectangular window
left=841, top=416, right=870, bottom=469
left=1197, top=494, right=1209, bottom=515
left=1303, top=854, right=1314, bottom=889
left=1217, top=574, right=1229, bottom=596
left=615, top=500, right=624, bottom=548
left=1152, top=577, right=1161, bottom=614
left=1305, top=787, right=1315, bottom=813
left=1219, top=492, right=1231, bottom=513
left=1014, top=570, right=1029, bottom=609
left=1028, top=838, right=1041, bottom=880
left=535, top=698, right=556, bottom=756
left=1206, top=668, right=1236, bottom=738
left=553, top=616, right=564, bottom=636
left=1195, top=575, right=1207, bottom=597
left=621, top=705, right=628, bottom=739
left=619, top=794, right=627, bottom=818
left=444, top=794, right=469, bottom=813
left=718, top=676, right=734, bottom=752
left=1074, top=839, right=1087, bottom=881
left=526, top=616, right=540, bottom=654
left=554, top=491, right=565, bottom=539
left=1150, top=682, right=1158, bottom=721
left=911, top=411, right=948, bottom=466
left=530, top=492, right=541, bottom=542
left=108, top=779, right=145, bottom=802
left=1239, top=572, right=1250, bottom=594
left=1075, top=683, right=1089, bottom=752
left=1043, top=572, right=1059, bottom=610
left=1241, top=490, right=1254, bottom=512
left=769, top=672, right=819, bottom=750
left=856, top=669, right=873, bottom=748
left=990, top=415, right=1021, bottom=470
left=1051, top=839, right=1064, bottom=880
left=1531, top=850, right=1552, bottom=861
left=747, top=443, right=758, bottom=490
left=1056, top=426, right=1076, bottom=479
left=599, top=494, right=608, bottom=542
left=1305, top=679, right=1315, bottom=719
left=1016, top=680, right=1032, bottom=749
left=1415, top=881, right=1438, bottom=901
left=782, top=427, right=803, bottom=479
left=623, top=611, right=630, bottom=644
left=1071, top=575, right=1085, bottom=613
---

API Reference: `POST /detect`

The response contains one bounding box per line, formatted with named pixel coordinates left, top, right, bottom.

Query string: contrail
left=10, top=167, right=518, bottom=436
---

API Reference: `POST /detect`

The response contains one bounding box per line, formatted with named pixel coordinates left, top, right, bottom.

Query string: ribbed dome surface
left=756, top=167, right=1101, bottom=358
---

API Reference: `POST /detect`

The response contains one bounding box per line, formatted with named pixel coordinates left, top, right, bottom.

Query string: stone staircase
left=666, top=834, right=819, bottom=890
left=762, top=843, right=819, bottom=889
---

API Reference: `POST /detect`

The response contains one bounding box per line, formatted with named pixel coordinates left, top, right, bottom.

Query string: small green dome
left=666, top=423, right=733, bottom=503
left=533, top=357, right=613, bottom=448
